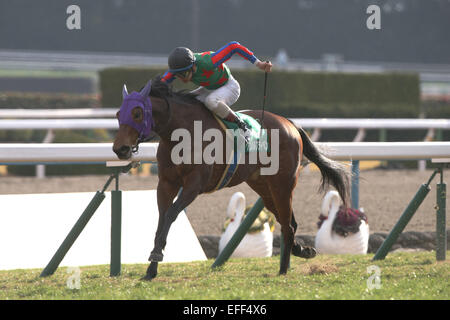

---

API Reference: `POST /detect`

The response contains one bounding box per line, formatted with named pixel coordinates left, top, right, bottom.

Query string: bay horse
left=113, top=77, right=350, bottom=280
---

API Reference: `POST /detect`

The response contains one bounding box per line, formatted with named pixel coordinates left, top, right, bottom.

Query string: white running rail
left=0, top=142, right=449, bottom=163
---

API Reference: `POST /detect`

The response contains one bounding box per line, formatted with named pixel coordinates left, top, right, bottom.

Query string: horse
left=112, top=77, right=350, bottom=280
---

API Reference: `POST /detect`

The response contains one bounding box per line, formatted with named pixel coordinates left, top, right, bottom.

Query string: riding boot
left=225, top=112, right=251, bottom=143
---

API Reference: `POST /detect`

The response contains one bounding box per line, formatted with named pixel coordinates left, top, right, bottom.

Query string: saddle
left=208, top=112, right=269, bottom=192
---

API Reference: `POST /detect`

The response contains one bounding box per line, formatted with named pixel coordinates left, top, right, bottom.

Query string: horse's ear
left=140, top=80, right=152, bottom=97
left=122, top=84, right=129, bottom=99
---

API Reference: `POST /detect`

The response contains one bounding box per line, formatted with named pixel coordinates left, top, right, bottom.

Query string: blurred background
left=0, top=0, right=449, bottom=176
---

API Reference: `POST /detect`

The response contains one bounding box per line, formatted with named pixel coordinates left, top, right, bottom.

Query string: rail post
left=110, top=172, right=122, bottom=276
left=107, top=161, right=139, bottom=276
left=351, top=160, right=360, bottom=209
left=373, top=169, right=438, bottom=260
left=40, top=188, right=110, bottom=277
left=40, top=161, right=137, bottom=277
left=436, top=165, right=447, bottom=261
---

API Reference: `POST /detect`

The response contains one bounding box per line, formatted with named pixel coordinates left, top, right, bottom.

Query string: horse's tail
left=298, top=126, right=351, bottom=207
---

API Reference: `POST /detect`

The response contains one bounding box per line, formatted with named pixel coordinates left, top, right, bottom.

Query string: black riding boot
left=234, top=117, right=251, bottom=143
left=224, top=112, right=251, bottom=143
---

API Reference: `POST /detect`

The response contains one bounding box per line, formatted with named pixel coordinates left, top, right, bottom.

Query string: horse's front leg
left=144, top=176, right=201, bottom=280
left=143, top=179, right=179, bottom=280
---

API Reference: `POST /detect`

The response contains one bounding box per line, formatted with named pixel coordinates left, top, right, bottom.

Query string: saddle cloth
left=209, top=112, right=269, bottom=192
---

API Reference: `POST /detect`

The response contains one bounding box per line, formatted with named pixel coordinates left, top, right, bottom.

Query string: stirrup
left=237, top=127, right=251, bottom=144
left=242, top=129, right=251, bottom=143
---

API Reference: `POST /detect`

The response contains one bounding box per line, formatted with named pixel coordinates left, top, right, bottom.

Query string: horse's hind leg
left=249, top=179, right=294, bottom=274
left=290, top=214, right=317, bottom=259
left=248, top=180, right=296, bottom=274
left=246, top=180, right=278, bottom=215
left=272, top=195, right=295, bottom=275
left=268, top=173, right=318, bottom=273
left=248, top=179, right=315, bottom=273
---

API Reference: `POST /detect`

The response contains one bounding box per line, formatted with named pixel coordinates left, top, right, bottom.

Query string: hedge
left=0, top=92, right=99, bottom=109
left=99, top=67, right=421, bottom=118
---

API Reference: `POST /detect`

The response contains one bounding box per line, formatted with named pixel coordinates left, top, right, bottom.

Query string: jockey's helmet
left=168, top=47, right=195, bottom=77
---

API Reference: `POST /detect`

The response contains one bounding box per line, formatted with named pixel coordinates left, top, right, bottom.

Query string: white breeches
left=191, top=75, right=241, bottom=118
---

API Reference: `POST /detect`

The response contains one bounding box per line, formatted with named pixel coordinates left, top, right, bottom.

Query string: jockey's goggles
left=169, top=63, right=194, bottom=78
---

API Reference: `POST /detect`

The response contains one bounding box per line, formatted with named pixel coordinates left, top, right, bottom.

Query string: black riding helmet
left=168, top=47, right=195, bottom=76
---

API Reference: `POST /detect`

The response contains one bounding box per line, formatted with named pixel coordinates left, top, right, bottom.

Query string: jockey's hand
left=256, top=60, right=273, bottom=72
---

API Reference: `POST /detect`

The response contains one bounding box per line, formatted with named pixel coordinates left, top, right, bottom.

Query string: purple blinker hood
left=118, top=80, right=155, bottom=142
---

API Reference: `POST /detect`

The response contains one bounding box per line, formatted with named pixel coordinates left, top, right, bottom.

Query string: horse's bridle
left=131, top=95, right=172, bottom=154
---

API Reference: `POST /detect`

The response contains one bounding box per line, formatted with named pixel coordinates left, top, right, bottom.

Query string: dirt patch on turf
left=303, top=262, right=340, bottom=275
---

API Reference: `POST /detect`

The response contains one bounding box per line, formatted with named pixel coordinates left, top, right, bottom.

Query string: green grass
left=0, top=251, right=448, bottom=300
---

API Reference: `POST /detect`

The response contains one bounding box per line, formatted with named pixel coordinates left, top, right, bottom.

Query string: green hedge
left=0, top=92, right=99, bottom=109
left=421, top=101, right=450, bottom=142
left=99, top=67, right=420, bottom=118
left=100, top=67, right=169, bottom=107
left=421, top=101, right=450, bottom=119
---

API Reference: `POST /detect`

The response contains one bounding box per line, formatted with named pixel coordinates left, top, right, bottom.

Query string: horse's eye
left=132, top=107, right=143, bottom=122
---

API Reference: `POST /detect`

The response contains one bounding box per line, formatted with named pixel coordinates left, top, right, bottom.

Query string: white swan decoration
left=218, top=192, right=273, bottom=258
left=315, top=190, right=369, bottom=254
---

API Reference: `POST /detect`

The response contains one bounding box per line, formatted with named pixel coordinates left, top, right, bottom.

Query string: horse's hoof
left=278, top=269, right=288, bottom=276
left=142, top=270, right=157, bottom=281
left=141, top=274, right=156, bottom=281
left=293, top=245, right=317, bottom=259
left=141, top=274, right=155, bottom=281
left=142, top=262, right=158, bottom=281
left=301, top=246, right=317, bottom=259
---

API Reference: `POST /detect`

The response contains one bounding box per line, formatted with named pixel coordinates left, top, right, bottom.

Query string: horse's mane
left=149, top=76, right=200, bottom=106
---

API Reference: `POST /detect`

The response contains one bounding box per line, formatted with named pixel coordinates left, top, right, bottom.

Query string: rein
left=155, top=95, right=173, bottom=137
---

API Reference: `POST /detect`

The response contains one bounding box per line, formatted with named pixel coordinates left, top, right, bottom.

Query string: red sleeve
left=210, top=41, right=257, bottom=67
left=161, top=70, right=176, bottom=84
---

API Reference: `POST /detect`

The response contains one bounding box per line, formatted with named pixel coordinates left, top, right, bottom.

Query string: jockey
left=161, top=41, right=272, bottom=140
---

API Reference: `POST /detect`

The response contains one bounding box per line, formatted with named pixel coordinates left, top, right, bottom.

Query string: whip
left=261, top=68, right=268, bottom=127
left=259, top=63, right=269, bottom=141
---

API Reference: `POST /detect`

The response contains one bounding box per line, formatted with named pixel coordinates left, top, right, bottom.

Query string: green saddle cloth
left=221, top=112, right=269, bottom=152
